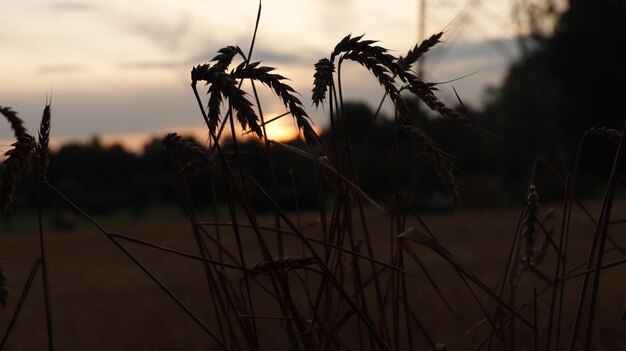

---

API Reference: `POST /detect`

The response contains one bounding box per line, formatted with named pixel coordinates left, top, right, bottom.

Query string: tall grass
left=1, top=3, right=626, bottom=350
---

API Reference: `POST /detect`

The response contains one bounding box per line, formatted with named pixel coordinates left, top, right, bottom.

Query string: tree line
left=3, top=0, right=625, bottom=216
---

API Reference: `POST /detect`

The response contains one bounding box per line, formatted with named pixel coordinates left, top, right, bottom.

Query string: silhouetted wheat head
left=162, top=132, right=218, bottom=175
left=1, top=106, right=28, bottom=139
left=522, top=185, right=540, bottom=266
left=314, top=33, right=471, bottom=126
left=191, top=46, right=323, bottom=149
left=312, top=58, right=334, bottom=107
left=399, top=32, right=444, bottom=67
left=398, top=124, right=461, bottom=211
left=2, top=5, right=626, bottom=350
left=231, top=61, right=323, bottom=148
left=512, top=185, right=553, bottom=285
left=37, top=104, right=51, bottom=180
left=0, top=135, right=36, bottom=215
left=310, top=33, right=468, bottom=209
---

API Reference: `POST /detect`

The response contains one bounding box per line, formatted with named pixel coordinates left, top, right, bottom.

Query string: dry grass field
left=1, top=199, right=625, bottom=350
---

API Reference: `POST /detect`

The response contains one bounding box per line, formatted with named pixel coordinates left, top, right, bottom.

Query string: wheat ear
left=312, top=58, right=335, bottom=107
left=1, top=106, right=28, bottom=138
left=232, top=62, right=323, bottom=148
left=400, top=32, right=444, bottom=67
left=522, top=185, right=540, bottom=267
left=162, top=133, right=217, bottom=174
left=37, top=104, right=51, bottom=180
left=0, top=135, right=36, bottom=215
left=191, top=46, right=263, bottom=137
left=399, top=124, right=461, bottom=211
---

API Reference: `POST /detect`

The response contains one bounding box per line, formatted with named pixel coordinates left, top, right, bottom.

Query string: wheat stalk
left=312, top=58, right=335, bottom=107
left=400, top=32, right=444, bottom=67
left=191, top=46, right=264, bottom=138
left=511, top=189, right=554, bottom=286
left=403, top=78, right=473, bottom=127
left=250, top=256, right=316, bottom=276
left=0, top=135, right=36, bottom=215
left=232, top=62, right=323, bottom=148
left=320, top=34, right=473, bottom=129
left=342, top=52, right=400, bottom=100
left=193, top=67, right=263, bottom=138
left=398, top=124, right=461, bottom=211
left=204, top=84, right=224, bottom=135
left=0, top=259, right=8, bottom=306
left=330, top=34, right=397, bottom=73
left=533, top=207, right=556, bottom=264
left=522, top=185, right=540, bottom=267
left=1, top=106, right=27, bottom=139
left=37, top=104, right=51, bottom=180
left=191, top=46, right=245, bottom=81
left=312, top=34, right=464, bottom=208
left=587, top=127, right=623, bottom=145
left=210, top=46, right=245, bottom=72
left=162, top=133, right=217, bottom=174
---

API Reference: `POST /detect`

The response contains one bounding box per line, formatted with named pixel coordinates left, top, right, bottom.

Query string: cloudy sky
left=1, top=0, right=520, bottom=150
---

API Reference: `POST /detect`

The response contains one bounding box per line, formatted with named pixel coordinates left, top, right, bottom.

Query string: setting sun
left=262, top=118, right=300, bottom=142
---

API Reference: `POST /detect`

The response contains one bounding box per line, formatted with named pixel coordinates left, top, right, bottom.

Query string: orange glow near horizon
left=262, top=119, right=300, bottom=142
left=23, top=117, right=319, bottom=155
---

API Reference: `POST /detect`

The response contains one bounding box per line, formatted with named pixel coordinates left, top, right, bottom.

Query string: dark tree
left=482, top=0, right=626, bottom=185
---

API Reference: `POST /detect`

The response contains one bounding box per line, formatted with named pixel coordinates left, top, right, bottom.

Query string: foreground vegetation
left=1, top=2, right=626, bottom=350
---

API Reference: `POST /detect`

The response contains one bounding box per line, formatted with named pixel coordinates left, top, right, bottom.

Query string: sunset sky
left=1, top=0, right=520, bottom=151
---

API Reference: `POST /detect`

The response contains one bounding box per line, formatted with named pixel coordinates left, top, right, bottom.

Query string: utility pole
left=415, top=0, right=427, bottom=115
left=417, top=0, right=426, bottom=78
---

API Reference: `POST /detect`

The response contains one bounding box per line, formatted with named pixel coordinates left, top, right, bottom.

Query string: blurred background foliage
left=3, top=0, right=626, bottom=218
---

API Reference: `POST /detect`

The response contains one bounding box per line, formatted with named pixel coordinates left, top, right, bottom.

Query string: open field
left=1, top=199, right=625, bottom=350
left=2, top=3, right=625, bottom=349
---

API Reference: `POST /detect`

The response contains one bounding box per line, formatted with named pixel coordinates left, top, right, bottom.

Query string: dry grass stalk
left=398, top=124, right=461, bottom=211
left=38, top=104, right=51, bottom=180
left=0, top=106, right=27, bottom=139
left=0, top=259, right=8, bottom=306
left=0, top=135, right=36, bottom=215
